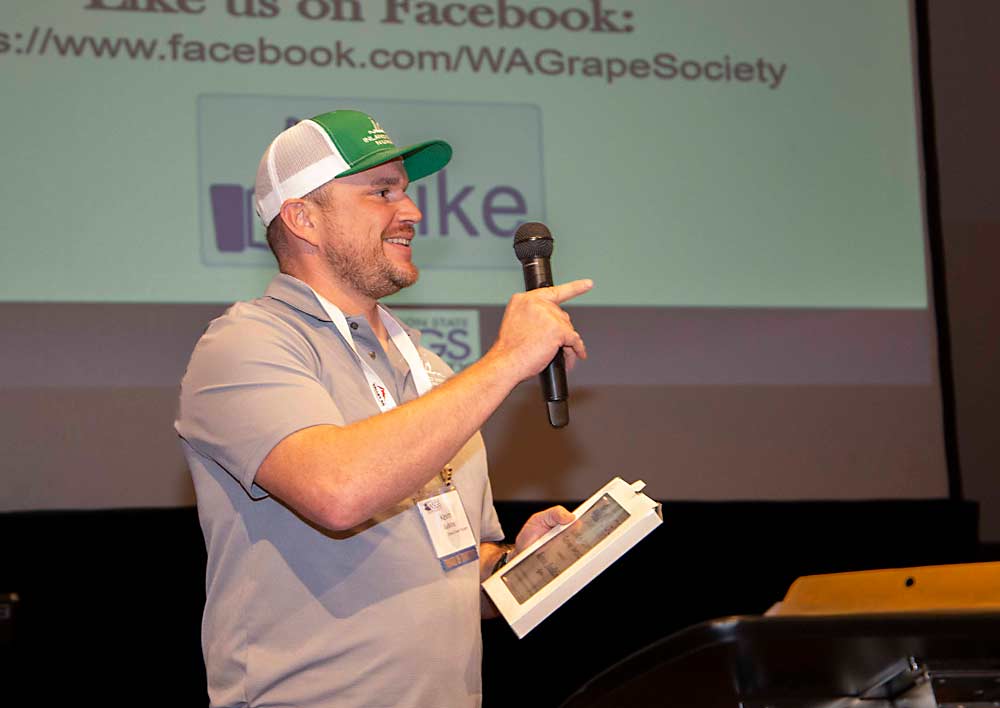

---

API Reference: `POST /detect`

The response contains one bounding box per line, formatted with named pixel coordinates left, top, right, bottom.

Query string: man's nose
left=398, top=193, right=422, bottom=224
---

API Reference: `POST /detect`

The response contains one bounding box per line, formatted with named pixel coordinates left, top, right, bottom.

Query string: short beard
left=321, top=236, right=418, bottom=301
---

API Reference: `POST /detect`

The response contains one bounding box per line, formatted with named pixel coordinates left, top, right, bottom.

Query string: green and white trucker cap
left=254, top=109, right=452, bottom=226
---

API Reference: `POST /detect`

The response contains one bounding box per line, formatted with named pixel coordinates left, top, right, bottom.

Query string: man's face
left=313, top=159, right=423, bottom=301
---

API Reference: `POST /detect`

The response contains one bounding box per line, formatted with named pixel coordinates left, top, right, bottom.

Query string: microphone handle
left=521, top=258, right=552, bottom=291
left=521, top=256, right=570, bottom=428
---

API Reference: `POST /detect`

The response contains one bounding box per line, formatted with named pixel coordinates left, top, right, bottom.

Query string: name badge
left=416, top=489, right=479, bottom=571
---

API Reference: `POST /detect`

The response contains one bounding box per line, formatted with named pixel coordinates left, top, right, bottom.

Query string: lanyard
left=313, top=290, right=432, bottom=412
left=313, top=290, right=463, bottom=546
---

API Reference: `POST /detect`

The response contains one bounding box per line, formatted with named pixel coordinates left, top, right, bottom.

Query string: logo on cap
left=364, top=118, right=393, bottom=146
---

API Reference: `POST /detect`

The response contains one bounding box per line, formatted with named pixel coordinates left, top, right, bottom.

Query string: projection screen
left=0, top=0, right=949, bottom=508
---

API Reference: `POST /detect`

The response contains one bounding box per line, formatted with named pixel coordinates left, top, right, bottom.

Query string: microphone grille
left=513, top=222, right=553, bottom=262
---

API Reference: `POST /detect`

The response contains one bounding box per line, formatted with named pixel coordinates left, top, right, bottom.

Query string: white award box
left=482, top=477, right=662, bottom=638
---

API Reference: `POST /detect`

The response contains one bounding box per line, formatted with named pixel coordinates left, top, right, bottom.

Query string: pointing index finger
left=538, top=279, right=594, bottom=305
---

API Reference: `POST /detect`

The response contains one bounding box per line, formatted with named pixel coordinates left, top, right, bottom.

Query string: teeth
left=385, top=238, right=410, bottom=246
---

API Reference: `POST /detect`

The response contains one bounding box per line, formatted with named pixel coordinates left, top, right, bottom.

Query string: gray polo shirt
left=176, top=274, right=503, bottom=708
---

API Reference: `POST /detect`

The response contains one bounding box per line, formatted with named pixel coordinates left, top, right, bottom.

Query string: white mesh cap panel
left=253, top=121, right=351, bottom=226
left=254, top=155, right=272, bottom=221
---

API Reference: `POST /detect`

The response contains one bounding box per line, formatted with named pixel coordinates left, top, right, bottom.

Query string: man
left=176, top=109, right=592, bottom=707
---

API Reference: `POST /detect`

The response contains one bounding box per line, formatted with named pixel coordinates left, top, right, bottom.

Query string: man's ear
left=278, top=199, right=321, bottom=247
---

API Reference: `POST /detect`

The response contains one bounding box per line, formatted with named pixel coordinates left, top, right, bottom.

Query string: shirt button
left=368, top=351, right=376, bottom=359
left=349, top=322, right=359, bottom=330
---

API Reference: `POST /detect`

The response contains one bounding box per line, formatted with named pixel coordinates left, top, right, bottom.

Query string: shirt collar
left=262, top=273, right=422, bottom=344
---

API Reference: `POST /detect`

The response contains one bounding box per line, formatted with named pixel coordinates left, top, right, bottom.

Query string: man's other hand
left=514, top=505, right=576, bottom=554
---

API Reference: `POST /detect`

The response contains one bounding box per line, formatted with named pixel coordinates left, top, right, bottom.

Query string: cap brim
left=336, top=139, right=452, bottom=182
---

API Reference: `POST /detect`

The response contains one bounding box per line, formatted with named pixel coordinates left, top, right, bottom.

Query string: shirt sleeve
left=175, top=304, right=344, bottom=499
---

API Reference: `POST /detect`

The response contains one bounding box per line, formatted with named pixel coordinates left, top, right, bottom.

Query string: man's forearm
left=256, top=280, right=592, bottom=532
left=479, top=541, right=514, bottom=619
left=256, top=347, right=520, bottom=531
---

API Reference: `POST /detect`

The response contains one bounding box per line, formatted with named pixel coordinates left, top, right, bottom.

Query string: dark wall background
left=0, top=500, right=984, bottom=707
left=926, top=0, right=1000, bottom=542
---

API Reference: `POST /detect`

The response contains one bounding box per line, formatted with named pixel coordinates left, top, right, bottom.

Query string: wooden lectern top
left=768, top=560, right=1000, bottom=616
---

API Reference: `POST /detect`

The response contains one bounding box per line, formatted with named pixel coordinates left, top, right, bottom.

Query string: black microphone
left=513, top=222, right=569, bottom=428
